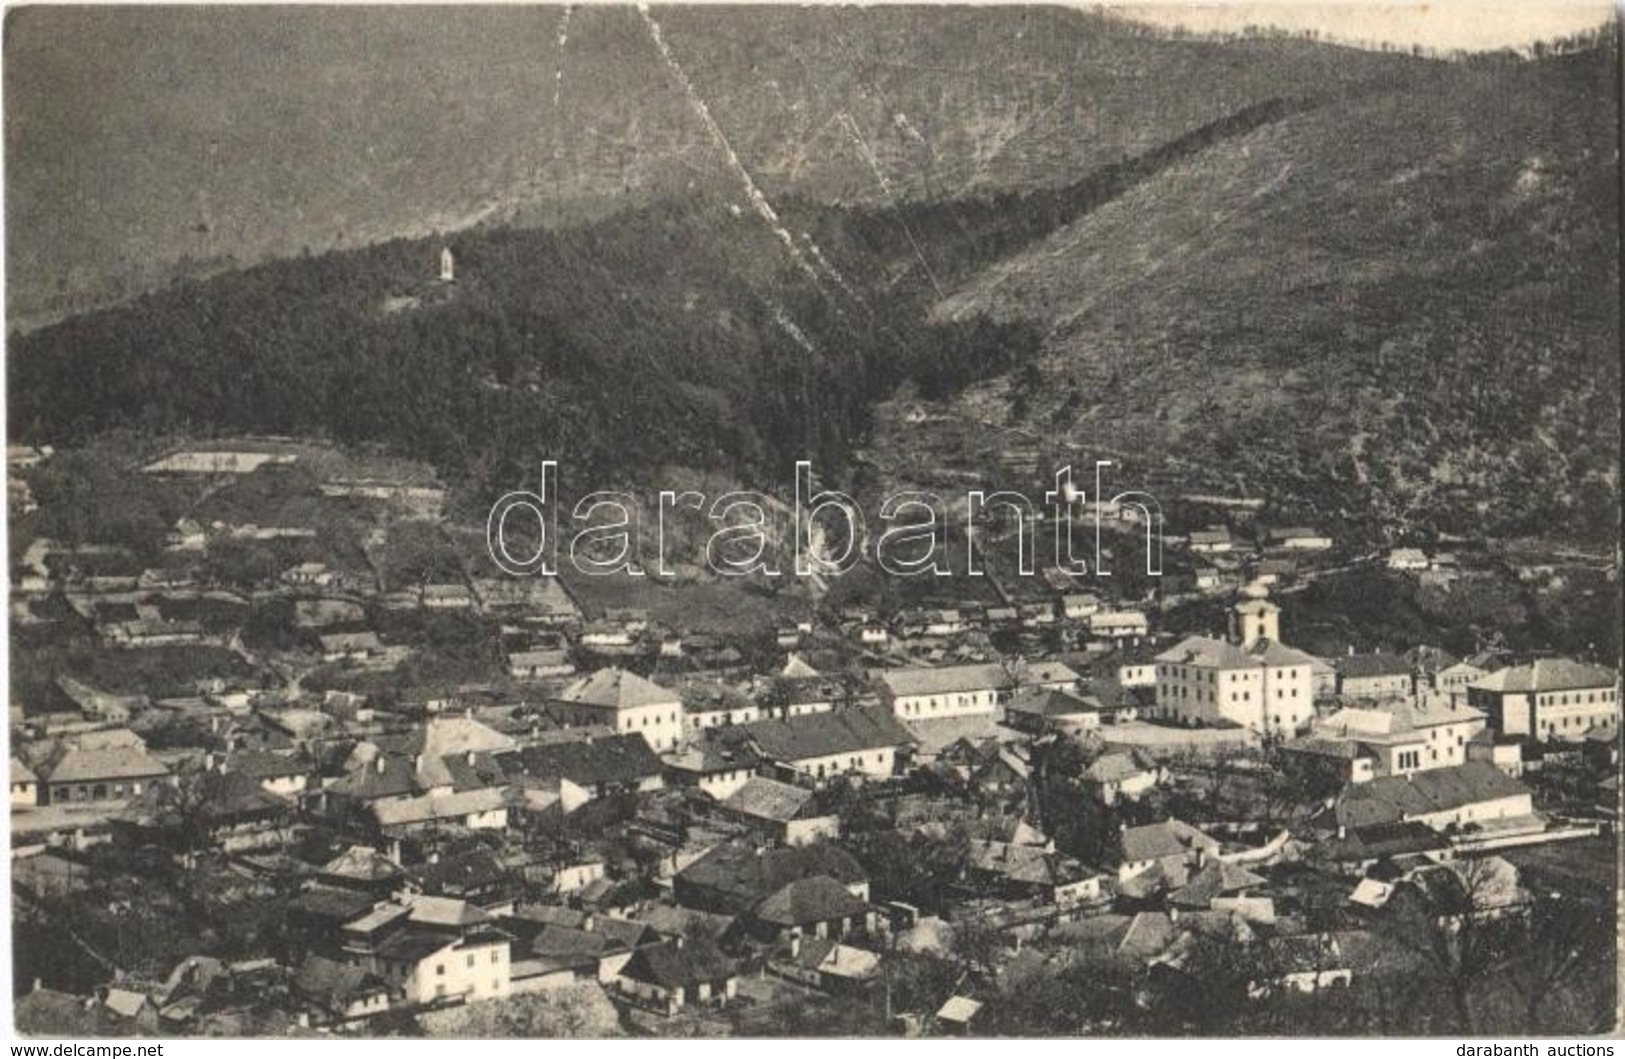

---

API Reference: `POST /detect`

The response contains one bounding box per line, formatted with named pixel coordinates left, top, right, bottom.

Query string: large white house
left=880, top=663, right=1005, bottom=721
left=1154, top=589, right=1315, bottom=736
left=552, top=667, right=685, bottom=752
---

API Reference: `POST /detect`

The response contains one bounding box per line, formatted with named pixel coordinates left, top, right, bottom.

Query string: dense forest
left=8, top=93, right=1320, bottom=508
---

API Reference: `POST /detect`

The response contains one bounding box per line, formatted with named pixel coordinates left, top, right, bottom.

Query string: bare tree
left=1376, top=856, right=1506, bottom=1033
left=1500, top=897, right=1615, bottom=1034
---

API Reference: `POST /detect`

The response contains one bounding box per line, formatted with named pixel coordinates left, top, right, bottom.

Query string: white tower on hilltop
left=439, top=246, right=455, bottom=283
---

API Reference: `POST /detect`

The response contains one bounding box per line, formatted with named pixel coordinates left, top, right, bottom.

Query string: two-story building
left=1336, top=653, right=1415, bottom=700
left=1467, top=659, right=1620, bottom=741
left=340, top=895, right=510, bottom=1006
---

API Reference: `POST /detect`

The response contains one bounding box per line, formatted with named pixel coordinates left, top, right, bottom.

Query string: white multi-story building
left=1154, top=589, right=1315, bottom=736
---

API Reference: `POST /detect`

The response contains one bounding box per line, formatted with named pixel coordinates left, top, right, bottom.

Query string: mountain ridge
left=5, top=5, right=1435, bottom=328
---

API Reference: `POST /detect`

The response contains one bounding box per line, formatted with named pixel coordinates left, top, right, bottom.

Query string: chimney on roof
left=789, top=929, right=802, bottom=958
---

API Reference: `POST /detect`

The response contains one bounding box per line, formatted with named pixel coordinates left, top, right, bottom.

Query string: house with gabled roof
left=1187, top=527, right=1235, bottom=555
left=1089, top=610, right=1149, bottom=641
left=507, top=648, right=575, bottom=680
left=324, top=715, right=514, bottom=828
left=1166, top=859, right=1266, bottom=911
left=615, top=938, right=738, bottom=1017
left=964, top=839, right=1108, bottom=907
left=879, top=662, right=1007, bottom=720
left=1111, top=818, right=1222, bottom=889
left=680, top=679, right=760, bottom=733
left=320, top=632, right=385, bottom=663
left=412, top=848, right=515, bottom=912
left=551, top=667, right=684, bottom=753
left=516, top=916, right=653, bottom=987
left=1329, top=761, right=1536, bottom=835
left=220, top=748, right=310, bottom=798
left=720, top=706, right=913, bottom=785
left=472, top=577, right=581, bottom=624
left=497, top=733, right=664, bottom=812
left=293, top=954, right=391, bottom=1024
left=1336, top=652, right=1415, bottom=700
left=625, top=904, right=740, bottom=948
left=753, top=875, right=871, bottom=941
left=1082, top=748, right=1166, bottom=805
left=1316, top=820, right=1451, bottom=873
left=1285, top=694, right=1487, bottom=782
left=663, top=744, right=759, bottom=801
left=12, top=756, right=39, bottom=807
left=769, top=934, right=881, bottom=995
left=1265, top=527, right=1332, bottom=551
left=674, top=840, right=869, bottom=920
left=372, top=787, right=508, bottom=834
left=717, top=775, right=838, bottom=847
left=759, top=655, right=842, bottom=721
left=30, top=733, right=170, bottom=806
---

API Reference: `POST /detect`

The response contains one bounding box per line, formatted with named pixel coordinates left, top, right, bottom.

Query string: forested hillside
left=6, top=5, right=1429, bottom=326
left=7, top=88, right=1340, bottom=506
